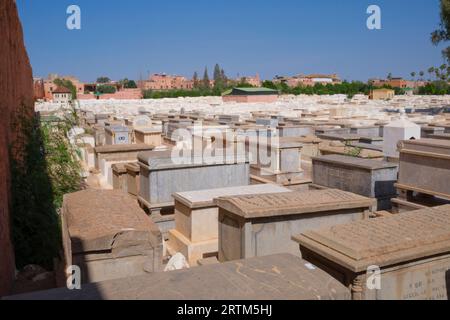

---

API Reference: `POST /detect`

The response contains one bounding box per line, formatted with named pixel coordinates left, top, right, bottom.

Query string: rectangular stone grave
left=112, top=163, right=128, bottom=192
left=358, top=136, right=383, bottom=146
left=276, top=124, right=313, bottom=138
left=83, top=145, right=95, bottom=169
left=315, top=127, right=350, bottom=135
left=348, top=142, right=383, bottom=152
left=95, top=144, right=154, bottom=171
left=138, top=150, right=250, bottom=210
left=105, top=126, right=131, bottom=145
left=397, top=139, right=450, bottom=199
left=312, top=155, right=398, bottom=210
left=169, top=184, right=291, bottom=265
left=95, top=114, right=110, bottom=126
left=250, top=137, right=304, bottom=184
left=256, top=118, right=279, bottom=128
left=350, top=126, right=380, bottom=138
left=421, top=126, right=445, bottom=138
left=317, top=133, right=362, bottom=143
left=218, top=114, right=240, bottom=124
left=126, top=162, right=140, bottom=197
left=293, top=205, right=450, bottom=300
left=95, top=144, right=154, bottom=186
left=134, top=128, right=162, bottom=147
left=93, top=126, right=105, bottom=147
left=60, top=190, right=163, bottom=284
left=215, top=189, right=373, bottom=262
left=428, top=133, right=450, bottom=140
left=5, top=254, right=350, bottom=300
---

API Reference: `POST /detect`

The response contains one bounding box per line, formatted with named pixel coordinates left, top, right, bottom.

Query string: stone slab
left=216, top=189, right=373, bottom=262
left=174, top=184, right=291, bottom=209
left=214, top=189, right=374, bottom=219
left=311, top=155, right=398, bottom=210
left=293, top=205, right=450, bottom=300
left=61, top=190, right=163, bottom=283
left=5, top=254, right=350, bottom=300
left=398, top=138, right=450, bottom=197
left=138, top=150, right=250, bottom=206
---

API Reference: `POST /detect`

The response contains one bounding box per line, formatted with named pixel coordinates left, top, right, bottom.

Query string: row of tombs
left=8, top=110, right=450, bottom=300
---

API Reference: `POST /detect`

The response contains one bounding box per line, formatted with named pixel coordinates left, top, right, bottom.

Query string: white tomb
left=383, top=111, right=421, bottom=159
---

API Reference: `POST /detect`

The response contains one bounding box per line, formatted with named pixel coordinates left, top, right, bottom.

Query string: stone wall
left=0, top=0, right=34, bottom=296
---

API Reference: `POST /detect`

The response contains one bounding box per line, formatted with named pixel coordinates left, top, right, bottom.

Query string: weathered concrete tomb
left=350, top=126, right=380, bottom=138
left=169, top=184, right=291, bottom=265
left=94, top=144, right=154, bottom=186
left=105, top=126, right=131, bottom=145
left=250, top=137, right=304, bottom=184
left=134, top=128, right=162, bottom=147
left=397, top=138, right=450, bottom=199
left=61, top=190, right=163, bottom=284
left=137, top=150, right=250, bottom=211
left=312, top=155, right=398, bottom=210
left=293, top=205, right=450, bottom=300
left=125, top=162, right=140, bottom=197
left=6, top=254, right=350, bottom=300
left=112, top=163, right=128, bottom=192
left=215, top=189, right=374, bottom=262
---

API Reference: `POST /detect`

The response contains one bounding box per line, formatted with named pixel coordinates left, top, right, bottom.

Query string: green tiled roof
left=225, top=87, right=279, bottom=96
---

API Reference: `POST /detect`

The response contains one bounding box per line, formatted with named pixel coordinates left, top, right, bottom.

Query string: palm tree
left=428, top=67, right=435, bottom=80
left=419, top=71, right=425, bottom=80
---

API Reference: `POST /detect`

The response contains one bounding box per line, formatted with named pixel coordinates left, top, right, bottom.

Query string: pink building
left=78, top=89, right=143, bottom=100
left=139, top=73, right=193, bottom=90
left=238, top=74, right=262, bottom=87
left=274, top=74, right=341, bottom=87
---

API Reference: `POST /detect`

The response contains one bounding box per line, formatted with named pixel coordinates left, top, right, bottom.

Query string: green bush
left=10, top=104, right=83, bottom=269
left=96, top=85, right=117, bottom=94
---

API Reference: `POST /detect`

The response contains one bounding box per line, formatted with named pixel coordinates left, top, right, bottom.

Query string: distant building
left=52, top=86, right=72, bottom=103
left=369, top=88, right=395, bottom=100
left=41, top=74, right=84, bottom=101
left=369, top=77, right=427, bottom=89
left=222, top=87, right=279, bottom=103
left=138, top=73, right=193, bottom=90
left=237, top=74, right=262, bottom=87
left=274, top=74, right=341, bottom=87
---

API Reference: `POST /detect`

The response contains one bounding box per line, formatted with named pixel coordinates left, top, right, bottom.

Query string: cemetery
left=6, top=92, right=450, bottom=300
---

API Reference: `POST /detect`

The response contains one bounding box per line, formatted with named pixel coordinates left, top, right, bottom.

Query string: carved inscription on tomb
left=378, top=258, right=450, bottom=300
left=227, top=190, right=366, bottom=213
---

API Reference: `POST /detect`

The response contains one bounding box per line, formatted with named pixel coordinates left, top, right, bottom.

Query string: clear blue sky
left=17, top=0, right=447, bottom=82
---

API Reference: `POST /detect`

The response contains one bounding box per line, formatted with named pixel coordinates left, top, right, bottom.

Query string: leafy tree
left=213, top=63, right=226, bottom=90
left=125, top=79, right=137, bottom=88
left=431, top=0, right=450, bottom=62
left=419, top=71, right=425, bottom=80
left=428, top=67, right=436, bottom=80
left=96, top=85, right=117, bottom=94
left=127, top=80, right=137, bottom=88
left=96, top=77, right=111, bottom=84
left=419, top=80, right=450, bottom=95
left=193, top=71, right=199, bottom=88
left=10, top=103, right=82, bottom=269
left=119, top=78, right=137, bottom=89
left=202, top=67, right=210, bottom=89
left=262, top=80, right=278, bottom=90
